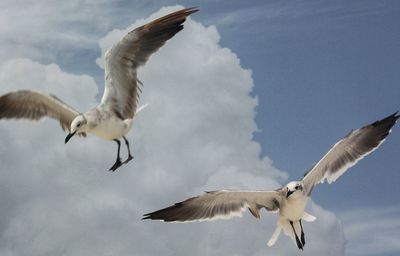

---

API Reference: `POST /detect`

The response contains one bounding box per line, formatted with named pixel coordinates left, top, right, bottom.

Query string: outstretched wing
left=0, top=90, right=80, bottom=133
left=142, top=190, right=283, bottom=222
left=101, top=7, right=198, bottom=119
left=303, top=112, right=399, bottom=196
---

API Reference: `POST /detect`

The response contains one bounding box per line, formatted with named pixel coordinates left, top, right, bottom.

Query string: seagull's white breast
left=280, top=195, right=308, bottom=221
left=90, top=116, right=132, bottom=140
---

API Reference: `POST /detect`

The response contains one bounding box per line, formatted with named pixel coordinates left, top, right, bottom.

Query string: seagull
left=0, top=7, right=198, bottom=172
left=143, top=112, right=399, bottom=250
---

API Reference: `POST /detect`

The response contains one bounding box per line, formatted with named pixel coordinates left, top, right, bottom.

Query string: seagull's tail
left=135, top=104, right=148, bottom=115
left=302, top=212, right=316, bottom=222
left=267, top=222, right=282, bottom=247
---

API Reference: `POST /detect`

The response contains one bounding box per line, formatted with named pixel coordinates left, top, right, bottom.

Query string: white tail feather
left=280, top=218, right=302, bottom=245
left=135, top=104, right=148, bottom=115
left=269, top=216, right=314, bottom=247
left=302, top=212, right=317, bottom=222
left=267, top=222, right=282, bottom=247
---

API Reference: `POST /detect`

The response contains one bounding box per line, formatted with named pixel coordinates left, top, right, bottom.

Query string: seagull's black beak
left=65, top=131, right=76, bottom=144
left=286, top=190, right=294, bottom=198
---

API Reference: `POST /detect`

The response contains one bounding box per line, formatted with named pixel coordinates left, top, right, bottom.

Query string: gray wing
left=101, top=7, right=199, bottom=119
left=303, top=112, right=399, bottom=196
left=0, top=90, right=80, bottom=133
left=142, top=190, right=283, bottom=222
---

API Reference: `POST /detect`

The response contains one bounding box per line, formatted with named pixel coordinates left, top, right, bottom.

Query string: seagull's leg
left=299, top=219, right=305, bottom=246
left=290, top=220, right=303, bottom=250
left=109, top=139, right=122, bottom=172
left=122, top=136, right=134, bottom=164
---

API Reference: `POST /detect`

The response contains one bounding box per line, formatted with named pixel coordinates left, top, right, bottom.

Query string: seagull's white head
left=65, top=114, right=88, bottom=144
left=285, top=181, right=305, bottom=199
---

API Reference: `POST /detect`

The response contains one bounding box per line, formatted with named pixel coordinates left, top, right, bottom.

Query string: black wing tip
left=141, top=213, right=170, bottom=221
left=385, top=111, right=398, bottom=120
left=162, top=7, right=198, bottom=22
left=141, top=214, right=153, bottom=221
left=142, top=211, right=164, bottom=221
left=141, top=202, right=184, bottom=222
left=385, top=111, right=399, bottom=120
left=142, top=6, right=199, bottom=40
left=183, top=7, right=200, bottom=14
left=392, top=111, right=399, bottom=120
left=142, top=210, right=156, bottom=220
left=372, top=111, right=400, bottom=128
left=0, top=90, right=46, bottom=120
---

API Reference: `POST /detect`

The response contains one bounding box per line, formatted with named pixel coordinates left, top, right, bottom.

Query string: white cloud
left=0, top=58, right=97, bottom=110
left=340, top=207, right=400, bottom=256
left=0, top=0, right=131, bottom=63
left=0, top=6, right=346, bottom=256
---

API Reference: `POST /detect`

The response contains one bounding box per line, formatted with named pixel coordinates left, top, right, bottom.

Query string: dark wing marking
left=143, top=189, right=282, bottom=222
left=101, top=7, right=199, bottom=119
left=303, top=112, right=399, bottom=196
left=0, top=90, right=79, bottom=133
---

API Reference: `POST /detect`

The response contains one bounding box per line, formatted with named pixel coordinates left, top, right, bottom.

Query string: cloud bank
left=340, top=206, right=400, bottom=256
left=0, top=6, right=346, bottom=256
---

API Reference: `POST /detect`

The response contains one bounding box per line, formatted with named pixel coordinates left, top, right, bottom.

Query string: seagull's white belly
left=91, top=117, right=132, bottom=140
left=280, top=196, right=308, bottom=221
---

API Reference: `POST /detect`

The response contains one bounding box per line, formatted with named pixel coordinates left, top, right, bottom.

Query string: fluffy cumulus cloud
left=340, top=206, right=400, bottom=256
left=0, top=6, right=346, bottom=256
left=0, top=0, right=98, bottom=61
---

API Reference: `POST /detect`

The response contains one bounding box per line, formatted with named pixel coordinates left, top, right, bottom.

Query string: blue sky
left=227, top=0, right=400, bottom=210
left=0, top=1, right=399, bottom=255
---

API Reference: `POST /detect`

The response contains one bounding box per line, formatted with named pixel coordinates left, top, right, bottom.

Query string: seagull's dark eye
left=295, top=185, right=300, bottom=190
left=77, top=123, right=81, bottom=127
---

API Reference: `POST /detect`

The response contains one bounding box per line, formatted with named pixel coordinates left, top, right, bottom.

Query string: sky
left=0, top=1, right=399, bottom=255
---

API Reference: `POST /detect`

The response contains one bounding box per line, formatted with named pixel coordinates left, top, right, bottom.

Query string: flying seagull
left=143, top=112, right=399, bottom=250
left=0, top=7, right=198, bottom=171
